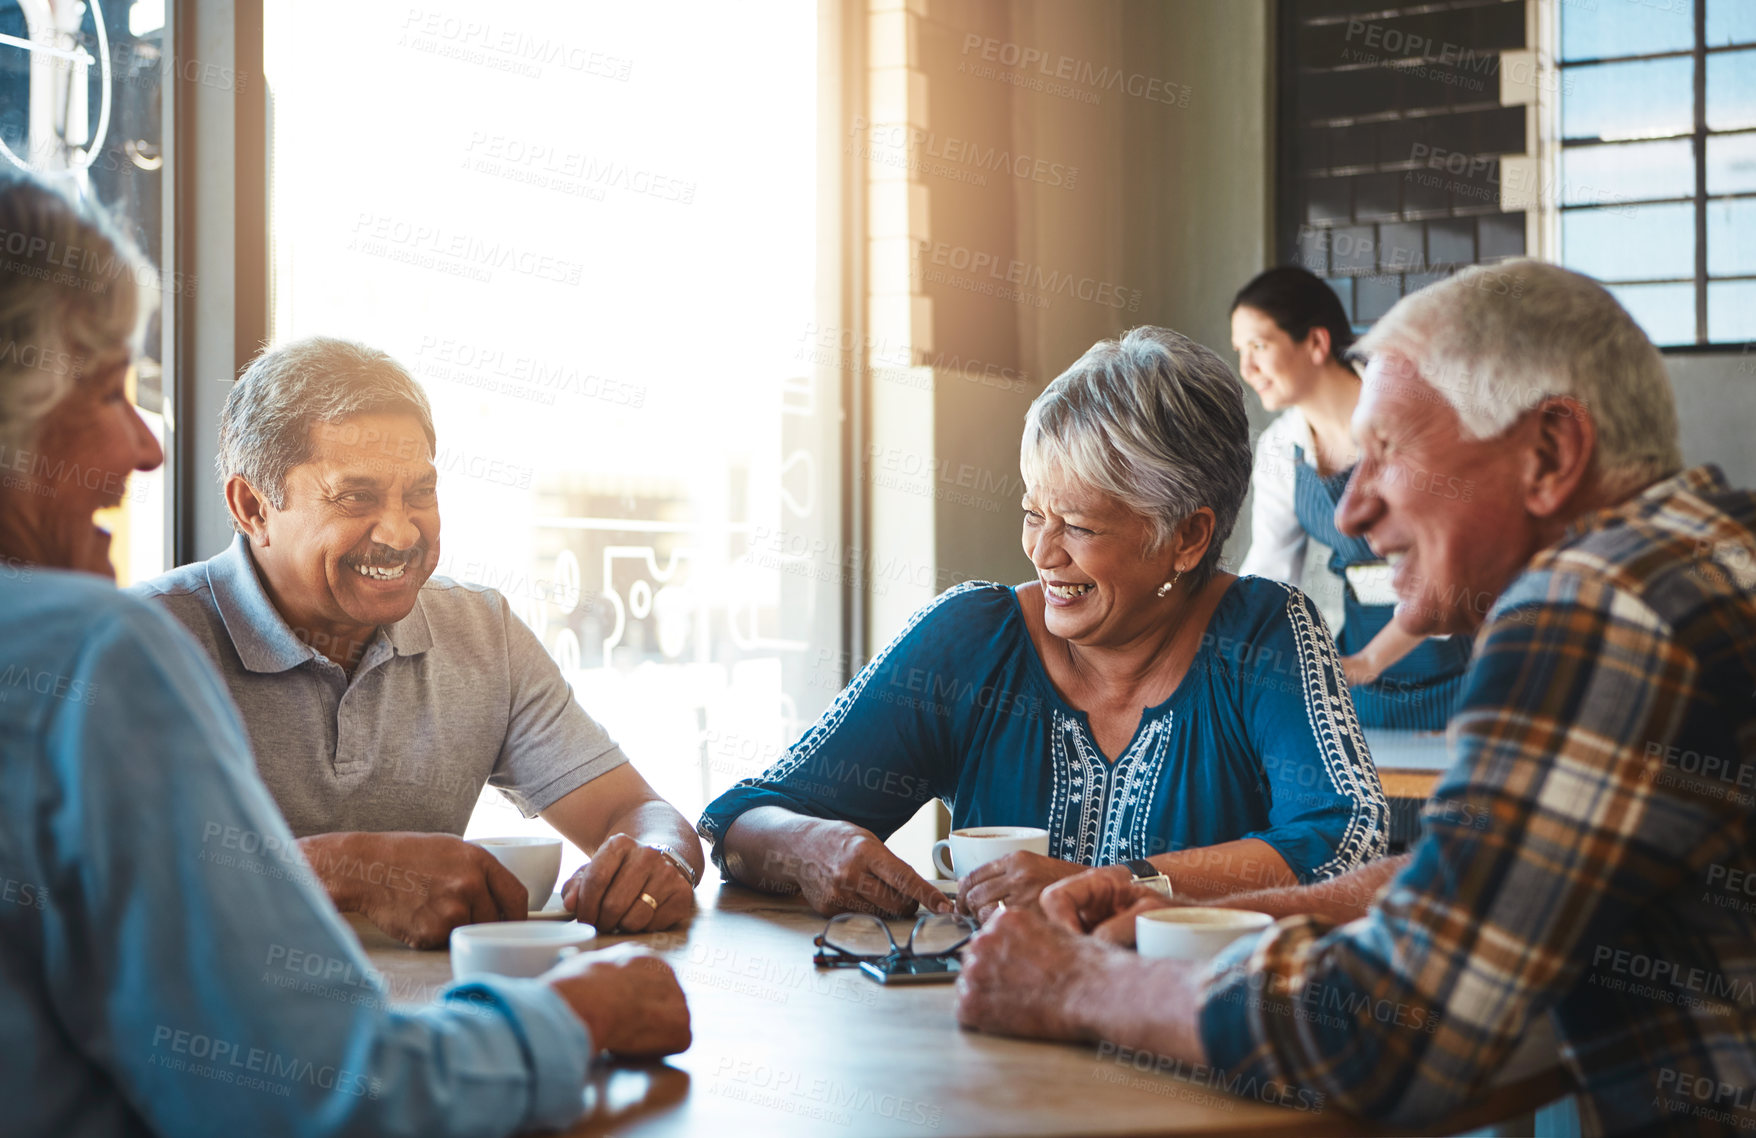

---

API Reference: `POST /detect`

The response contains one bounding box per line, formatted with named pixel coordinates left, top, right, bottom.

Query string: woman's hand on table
left=545, top=943, right=692, bottom=1059
left=796, top=821, right=953, bottom=918
left=1038, top=865, right=1176, bottom=946
left=956, top=851, right=1090, bottom=922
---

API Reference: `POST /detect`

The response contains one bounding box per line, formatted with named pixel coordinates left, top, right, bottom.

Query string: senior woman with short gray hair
left=701, top=326, right=1388, bottom=920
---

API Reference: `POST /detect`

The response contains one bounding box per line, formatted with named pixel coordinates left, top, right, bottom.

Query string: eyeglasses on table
left=811, top=911, right=978, bottom=969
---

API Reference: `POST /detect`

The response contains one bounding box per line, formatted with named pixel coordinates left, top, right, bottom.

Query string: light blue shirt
left=0, top=567, right=592, bottom=1137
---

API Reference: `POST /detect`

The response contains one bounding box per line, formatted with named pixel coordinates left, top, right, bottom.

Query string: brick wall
left=1279, top=0, right=1531, bottom=324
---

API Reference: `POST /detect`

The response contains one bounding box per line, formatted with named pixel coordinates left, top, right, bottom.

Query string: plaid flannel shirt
left=1199, top=465, right=1756, bottom=1136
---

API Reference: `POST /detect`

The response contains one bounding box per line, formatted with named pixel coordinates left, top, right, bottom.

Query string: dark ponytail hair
left=1230, top=266, right=1356, bottom=362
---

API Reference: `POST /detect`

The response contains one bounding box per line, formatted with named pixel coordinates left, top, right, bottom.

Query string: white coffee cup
left=469, top=836, right=562, bottom=910
left=930, top=826, right=1050, bottom=878
left=1135, top=907, right=1273, bottom=961
left=450, top=921, right=598, bottom=980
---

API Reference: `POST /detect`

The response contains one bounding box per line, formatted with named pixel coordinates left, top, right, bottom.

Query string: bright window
left=1558, top=0, right=1756, bottom=346
left=264, top=2, right=841, bottom=871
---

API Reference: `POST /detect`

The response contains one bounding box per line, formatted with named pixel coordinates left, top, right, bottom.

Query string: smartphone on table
left=860, top=957, right=960, bottom=985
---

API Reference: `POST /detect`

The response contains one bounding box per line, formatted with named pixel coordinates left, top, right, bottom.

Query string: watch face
left=1124, top=859, right=1171, bottom=897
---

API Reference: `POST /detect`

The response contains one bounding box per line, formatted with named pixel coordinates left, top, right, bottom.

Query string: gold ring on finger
left=639, top=891, right=659, bottom=910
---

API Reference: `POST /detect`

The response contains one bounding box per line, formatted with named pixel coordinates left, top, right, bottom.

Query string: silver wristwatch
left=1124, top=858, right=1173, bottom=897
left=649, top=843, right=699, bottom=887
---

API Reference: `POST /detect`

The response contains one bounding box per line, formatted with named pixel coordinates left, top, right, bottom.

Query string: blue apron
left=1292, top=445, right=1469, bottom=730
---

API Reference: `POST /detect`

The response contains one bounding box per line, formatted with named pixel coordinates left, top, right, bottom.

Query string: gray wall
left=912, top=0, right=1277, bottom=592
left=1667, top=352, right=1756, bottom=490
left=886, top=0, right=1747, bottom=626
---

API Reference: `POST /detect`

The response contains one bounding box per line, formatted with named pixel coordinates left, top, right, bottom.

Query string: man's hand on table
left=788, top=821, right=953, bottom=919
left=545, top=943, right=692, bottom=1059
left=961, top=882, right=1213, bottom=1068
left=956, top=851, right=1090, bottom=922
left=1038, top=865, right=1177, bottom=946
left=562, top=833, right=696, bottom=933
left=298, top=831, right=527, bottom=950
left=955, top=904, right=1117, bottom=1041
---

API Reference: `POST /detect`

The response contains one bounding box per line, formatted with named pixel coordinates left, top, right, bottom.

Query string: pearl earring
left=1156, top=569, right=1184, bottom=597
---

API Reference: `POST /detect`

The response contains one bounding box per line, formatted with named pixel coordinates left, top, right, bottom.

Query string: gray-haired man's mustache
left=342, top=542, right=426, bottom=569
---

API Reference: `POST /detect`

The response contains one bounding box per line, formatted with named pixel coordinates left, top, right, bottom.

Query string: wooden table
left=354, top=882, right=1568, bottom=1137
left=1365, top=728, right=1452, bottom=800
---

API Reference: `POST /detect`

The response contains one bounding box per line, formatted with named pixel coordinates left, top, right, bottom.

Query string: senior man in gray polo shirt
left=133, top=337, right=703, bottom=948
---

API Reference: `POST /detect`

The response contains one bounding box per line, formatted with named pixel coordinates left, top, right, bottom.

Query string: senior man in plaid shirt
left=955, top=259, right=1756, bottom=1137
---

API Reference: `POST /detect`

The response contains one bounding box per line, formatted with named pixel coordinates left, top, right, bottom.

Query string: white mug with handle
left=468, top=836, right=562, bottom=914
left=930, top=826, right=1050, bottom=879
left=1135, top=907, right=1273, bottom=962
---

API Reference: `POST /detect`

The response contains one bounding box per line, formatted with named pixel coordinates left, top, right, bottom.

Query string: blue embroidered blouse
left=700, top=577, right=1388, bottom=882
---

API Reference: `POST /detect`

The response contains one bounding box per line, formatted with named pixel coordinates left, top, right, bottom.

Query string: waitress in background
left=1230, top=266, right=1467, bottom=730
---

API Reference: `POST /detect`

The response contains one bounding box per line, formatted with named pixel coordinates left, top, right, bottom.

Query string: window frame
left=167, top=0, right=268, bottom=564
left=2, top=0, right=189, bottom=580
left=1544, top=0, right=1756, bottom=350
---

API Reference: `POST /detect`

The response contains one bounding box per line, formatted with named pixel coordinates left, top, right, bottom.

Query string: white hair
left=1354, top=259, right=1681, bottom=491
left=0, top=168, right=154, bottom=453
left=1020, top=326, right=1252, bottom=587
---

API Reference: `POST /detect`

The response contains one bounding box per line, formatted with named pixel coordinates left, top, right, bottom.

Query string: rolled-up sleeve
left=1234, top=584, right=1387, bottom=881
left=1198, top=572, right=1743, bottom=1128
left=489, top=590, right=629, bottom=816
left=37, top=600, right=593, bottom=1137
left=1239, top=414, right=1309, bottom=585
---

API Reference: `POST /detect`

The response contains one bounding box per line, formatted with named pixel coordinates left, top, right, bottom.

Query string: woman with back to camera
left=1231, top=266, right=1469, bottom=730
left=700, top=326, right=1387, bottom=920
